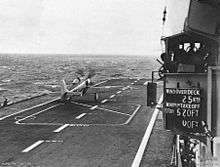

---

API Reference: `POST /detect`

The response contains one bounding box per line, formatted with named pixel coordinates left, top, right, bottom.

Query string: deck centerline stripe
left=143, top=81, right=148, bottom=85
left=53, top=124, right=69, bottom=133
left=90, top=105, right=98, bottom=110
left=110, top=95, right=116, bottom=98
left=75, top=113, right=87, bottom=119
left=22, top=140, right=44, bottom=153
left=101, top=99, right=108, bottom=104
left=71, top=102, right=123, bottom=116
left=71, top=101, right=92, bottom=108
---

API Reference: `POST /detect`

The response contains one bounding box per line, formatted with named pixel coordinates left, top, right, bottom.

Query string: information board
left=165, top=88, right=203, bottom=133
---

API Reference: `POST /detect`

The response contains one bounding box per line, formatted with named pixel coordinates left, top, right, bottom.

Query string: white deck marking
left=93, top=80, right=108, bottom=87
left=131, top=95, right=163, bottom=167
left=75, top=113, right=87, bottom=119
left=45, top=140, right=63, bottom=143
left=90, top=105, right=98, bottom=110
left=0, top=98, right=60, bottom=121
left=73, top=101, right=128, bottom=116
left=124, top=86, right=130, bottom=90
left=72, top=101, right=130, bottom=116
left=17, top=122, right=63, bottom=126
left=71, top=101, right=91, bottom=108
left=95, top=86, right=123, bottom=89
left=99, top=107, right=131, bottom=116
left=22, top=140, right=44, bottom=153
left=116, top=91, right=122, bottom=94
left=143, top=81, right=148, bottom=85
left=134, top=81, right=137, bottom=83
left=70, top=124, right=90, bottom=127
left=53, top=124, right=69, bottom=133
left=124, top=105, right=141, bottom=125
left=122, top=87, right=127, bottom=90
left=15, top=104, right=60, bottom=124
left=110, top=95, right=116, bottom=98
left=131, top=83, right=134, bottom=85
left=101, top=99, right=108, bottom=104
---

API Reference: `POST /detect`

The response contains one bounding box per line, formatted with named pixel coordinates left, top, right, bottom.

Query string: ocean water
left=0, top=54, right=160, bottom=102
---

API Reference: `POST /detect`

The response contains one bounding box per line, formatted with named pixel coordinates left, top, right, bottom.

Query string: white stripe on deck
left=101, top=99, right=108, bottom=104
left=0, top=98, right=60, bottom=121
left=143, top=81, right=148, bottom=85
left=131, top=95, right=163, bottom=167
left=22, top=140, right=44, bottom=153
left=124, top=86, right=130, bottom=90
left=116, top=91, right=122, bottom=94
left=75, top=113, right=87, bottom=119
left=53, top=124, right=69, bottom=133
left=110, top=95, right=116, bottom=98
left=93, top=80, right=108, bottom=87
left=124, top=105, right=141, bottom=125
left=90, top=105, right=98, bottom=110
left=15, top=104, right=60, bottom=124
left=131, top=83, right=134, bottom=85
left=95, top=86, right=122, bottom=89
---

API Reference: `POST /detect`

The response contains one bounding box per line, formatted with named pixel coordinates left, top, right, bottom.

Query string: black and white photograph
left=0, top=0, right=220, bottom=167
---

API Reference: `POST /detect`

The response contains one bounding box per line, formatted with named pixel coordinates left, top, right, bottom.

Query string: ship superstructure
left=158, top=0, right=220, bottom=166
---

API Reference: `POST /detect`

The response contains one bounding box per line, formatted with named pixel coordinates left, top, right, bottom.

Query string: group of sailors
left=172, top=135, right=197, bottom=167
left=180, top=136, right=198, bottom=167
left=160, top=42, right=211, bottom=74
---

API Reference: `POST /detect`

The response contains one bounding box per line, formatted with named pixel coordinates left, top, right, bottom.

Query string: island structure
left=154, top=0, right=220, bottom=166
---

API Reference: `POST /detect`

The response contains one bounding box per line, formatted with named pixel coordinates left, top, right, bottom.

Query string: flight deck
left=0, top=78, right=171, bottom=167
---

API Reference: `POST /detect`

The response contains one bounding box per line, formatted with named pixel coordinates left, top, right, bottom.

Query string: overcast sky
left=0, top=0, right=164, bottom=55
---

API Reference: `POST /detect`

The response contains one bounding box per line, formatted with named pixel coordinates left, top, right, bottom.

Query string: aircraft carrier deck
left=0, top=78, right=173, bottom=167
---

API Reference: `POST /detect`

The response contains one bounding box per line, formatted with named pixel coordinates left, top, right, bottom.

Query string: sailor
left=173, top=44, right=187, bottom=64
left=193, top=43, right=207, bottom=72
left=185, top=43, right=197, bottom=64
left=160, top=52, right=176, bottom=73
left=2, top=96, right=8, bottom=107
